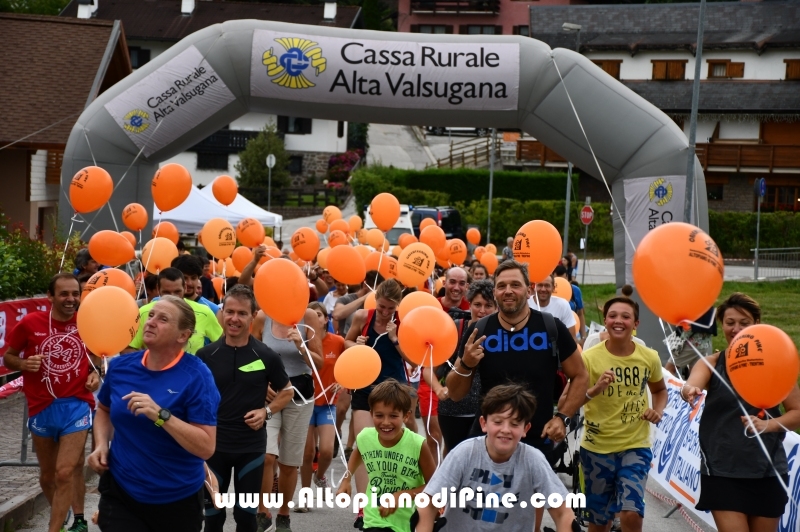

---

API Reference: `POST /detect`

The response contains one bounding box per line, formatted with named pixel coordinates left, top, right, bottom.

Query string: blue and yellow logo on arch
left=263, top=37, right=326, bottom=89
left=123, top=109, right=150, bottom=134
left=649, top=177, right=673, bottom=207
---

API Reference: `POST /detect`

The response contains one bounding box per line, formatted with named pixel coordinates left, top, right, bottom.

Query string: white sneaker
left=313, top=472, right=329, bottom=489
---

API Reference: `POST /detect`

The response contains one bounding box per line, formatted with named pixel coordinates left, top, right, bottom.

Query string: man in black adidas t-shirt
left=197, top=285, right=293, bottom=532
left=447, top=259, right=589, bottom=440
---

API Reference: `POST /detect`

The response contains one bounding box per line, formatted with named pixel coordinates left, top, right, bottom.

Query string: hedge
left=708, top=210, right=800, bottom=258
left=350, top=168, right=450, bottom=215
left=350, top=165, right=571, bottom=209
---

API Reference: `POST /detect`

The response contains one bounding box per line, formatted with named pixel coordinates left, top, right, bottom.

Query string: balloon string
left=533, top=288, right=541, bottom=311
left=59, top=215, right=78, bottom=272
left=373, top=233, right=386, bottom=292
left=106, top=202, right=121, bottom=233
left=425, top=346, right=442, bottom=469
left=137, top=211, right=161, bottom=300
left=82, top=127, right=97, bottom=168
left=84, top=351, right=105, bottom=387
left=677, top=308, right=717, bottom=331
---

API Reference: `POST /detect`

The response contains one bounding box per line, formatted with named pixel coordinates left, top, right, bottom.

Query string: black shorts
left=696, top=474, right=789, bottom=518
left=351, top=391, right=370, bottom=412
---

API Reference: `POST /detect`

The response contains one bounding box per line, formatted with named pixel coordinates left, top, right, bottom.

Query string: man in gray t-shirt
left=332, top=271, right=384, bottom=336
left=416, top=385, right=575, bottom=532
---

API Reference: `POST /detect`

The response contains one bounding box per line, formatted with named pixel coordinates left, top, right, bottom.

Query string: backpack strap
left=474, top=315, right=492, bottom=341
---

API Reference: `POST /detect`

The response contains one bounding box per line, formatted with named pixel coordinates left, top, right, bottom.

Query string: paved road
left=367, top=123, right=434, bottom=170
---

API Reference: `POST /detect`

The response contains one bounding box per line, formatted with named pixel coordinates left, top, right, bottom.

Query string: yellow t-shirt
left=581, top=341, right=663, bottom=454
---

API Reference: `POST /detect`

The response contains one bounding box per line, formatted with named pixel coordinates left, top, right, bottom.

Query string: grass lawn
left=580, top=280, right=800, bottom=353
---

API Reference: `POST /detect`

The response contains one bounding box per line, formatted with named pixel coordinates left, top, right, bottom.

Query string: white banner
left=650, top=371, right=800, bottom=531
left=250, top=30, right=519, bottom=111
left=623, top=176, right=687, bottom=285
left=105, top=46, right=237, bottom=157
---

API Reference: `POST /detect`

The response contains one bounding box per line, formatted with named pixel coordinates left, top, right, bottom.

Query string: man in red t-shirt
left=438, top=267, right=470, bottom=312
left=3, top=273, right=99, bottom=532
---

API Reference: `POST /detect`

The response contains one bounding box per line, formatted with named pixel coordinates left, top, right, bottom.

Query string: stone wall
left=708, top=173, right=756, bottom=212
left=287, top=151, right=332, bottom=187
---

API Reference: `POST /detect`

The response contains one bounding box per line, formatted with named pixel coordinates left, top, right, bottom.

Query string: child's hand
left=336, top=478, right=351, bottom=497
left=379, top=492, right=400, bottom=517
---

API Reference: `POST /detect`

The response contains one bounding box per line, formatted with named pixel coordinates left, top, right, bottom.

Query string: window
left=763, top=186, right=800, bottom=212
left=277, top=116, right=312, bottom=135
left=707, top=60, right=744, bottom=79
left=410, top=25, right=452, bottom=34
left=129, top=47, right=151, bottom=69
left=460, top=25, right=501, bottom=35
left=196, top=152, right=229, bottom=170
left=592, top=59, right=622, bottom=80
left=45, top=150, right=63, bottom=185
left=337, top=121, right=345, bottom=138
left=706, top=184, right=724, bottom=201
left=513, top=26, right=529, bottom=37
left=785, top=59, right=800, bottom=81
left=651, top=60, right=688, bottom=81
left=288, top=155, right=303, bottom=175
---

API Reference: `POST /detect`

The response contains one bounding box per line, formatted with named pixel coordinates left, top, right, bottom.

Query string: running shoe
left=276, top=514, right=292, bottom=532
left=256, top=512, right=275, bottom=532
left=68, top=518, right=88, bottom=532
left=313, top=472, right=329, bottom=489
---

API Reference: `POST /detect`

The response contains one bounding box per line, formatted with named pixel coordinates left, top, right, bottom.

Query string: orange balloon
left=152, top=163, right=192, bottom=212
left=466, top=227, right=481, bottom=246
left=263, top=246, right=282, bottom=261
left=335, top=346, right=382, bottom=389
left=76, top=286, right=139, bottom=356
left=480, top=253, right=499, bottom=275
left=356, top=229, right=368, bottom=245
left=202, top=218, right=236, bottom=260
left=212, top=175, right=238, bottom=206
left=328, top=230, right=349, bottom=248
left=327, top=245, right=367, bottom=285
left=398, top=306, right=459, bottom=366
left=420, top=225, right=446, bottom=254
left=398, top=233, right=418, bottom=249
left=212, top=276, right=224, bottom=299
left=632, top=222, right=724, bottom=325
left=369, top=193, right=401, bottom=232
left=366, top=228, right=385, bottom=250
left=485, top=243, right=497, bottom=255
left=231, top=246, right=253, bottom=273
left=317, top=247, right=331, bottom=269
left=364, top=292, right=377, bottom=310
left=474, top=246, right=486, bottom=260
left=355, top=245, right=371, bottom=260
left=120, top=231, right=137, bottom=249
left=295, top=258, right=307, bottom=269
left=571, top=311, right=580, bottom=336
left=382, top=255, right=399, bottom=279
left=513, top=220, right=562, bottom=284
left=263, top=236, right=277, bottom=248
left=291, top=228, right=320, bottom=262
left=553, top=277, right=573, bottom=301
left=289, top=251, right=299, bottom=262
left=225, top=257, right=240, bottom=276
left=82, top=269, right=136, bottom=299
left=391, top=246, right=402, bottom=258
left=122, top=203, right=148, bottom=232
left=364, top=252, right=396, bottom=279
left=419, top=218, right=436, bottom=231
left=70, top=166, right=113, bottom=214
left=88, top=231, right=135, bottom=267
left=254, top=259, right=309, bottom=325
left=141, top=237, right=179, bottom=274
left=323, top=205, right=342, bottom=224
left=448, top=239, right=467, bottom=265
left=434, top=277, right=444, bottom=294
left=349, top=215, right=363, bottom=233
left=380, top=239, right=391, bottom=252
left=727, top=324, right=800, bottom=409
left=315, top=219, right=328, bottom=233
left=329, top=219, right=350, bottom=235
left=396, top=243, right=435, bottom=288
left=236, top=218, right=265, bottom=248
left=397, top=291, right=440, bottom=321
left=152, top=221, right=179, bottom=245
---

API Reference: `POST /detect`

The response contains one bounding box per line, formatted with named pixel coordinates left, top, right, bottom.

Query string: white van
left=363, top=204, right=414, bottom=246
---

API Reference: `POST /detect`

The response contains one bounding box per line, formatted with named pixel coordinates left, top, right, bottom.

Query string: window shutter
left=785, top=60, right=800, bottom=80
left=607, top=61, right=621, bottom=80
left=410, top=25, right=420, bottom=33
left=277, top=116, right=288, bottom=133
left=494, top=25, right=503, bottom=35
left=445, top=25, right=453, bottom=34
left=301, top=118, right=313, bottom=135
left=459, top=25, right=469, bottom=34
left=512, top=26, right=519, bottom=35
left=652, top=61, right=667, bottom=80
left=337, top=121, right=345, bottom=138
left=728, top=62, right=744, bottom=78
left=667, top=61, right=685, bottom=80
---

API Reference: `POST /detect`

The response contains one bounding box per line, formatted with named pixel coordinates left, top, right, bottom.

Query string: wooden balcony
left=410, top=0, right=499, bottom=15
left=515, top=140, right=567, bottom=167
left=696, top=143, right=800, bottom=172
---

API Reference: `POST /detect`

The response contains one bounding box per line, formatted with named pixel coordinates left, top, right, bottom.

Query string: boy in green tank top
left=338, top=379, right=436, bottom=532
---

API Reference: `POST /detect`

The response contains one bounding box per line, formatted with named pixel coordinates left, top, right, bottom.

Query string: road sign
left=754, top=177, right=766, bottom=198
left=580, top=205, right=594, bottom=225
left=266, top=154, right=276, bottom=169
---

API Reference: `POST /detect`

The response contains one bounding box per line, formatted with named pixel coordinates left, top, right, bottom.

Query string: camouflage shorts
left=579, top=447, right=651, bottom=524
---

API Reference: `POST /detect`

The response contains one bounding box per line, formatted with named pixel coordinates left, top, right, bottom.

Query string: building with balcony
left=522, top=1, right=800, bottom=212
left=62, top=0, right=362, bottom=187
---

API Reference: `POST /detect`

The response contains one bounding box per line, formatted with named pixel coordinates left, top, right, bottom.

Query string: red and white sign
left=580, top=205, right=594, bottom=225
left=0, top=297, right=51, bottom=377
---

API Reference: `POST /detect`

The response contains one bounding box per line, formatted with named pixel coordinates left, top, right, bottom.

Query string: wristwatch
left=265, top=406, right=273, bottom=420
left=554, top=412, right=571, bottom=428
left=155, top=408, right=171, bottom=428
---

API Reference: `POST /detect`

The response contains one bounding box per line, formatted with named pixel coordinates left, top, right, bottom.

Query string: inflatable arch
left=60, top=20, right=708, bottom=355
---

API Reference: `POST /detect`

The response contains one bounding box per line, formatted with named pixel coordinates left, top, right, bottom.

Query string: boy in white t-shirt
left=416, top=384, right=576, bottom=532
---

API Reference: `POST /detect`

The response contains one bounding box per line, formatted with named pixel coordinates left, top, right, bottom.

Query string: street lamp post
left=561, top=22, right=582, bottom=256
left=266, top=153, right=276, bottom=212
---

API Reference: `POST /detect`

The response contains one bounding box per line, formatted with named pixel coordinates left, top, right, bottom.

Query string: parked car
left=410, top=206, right=464, bottom=241
left=425, top=126, right=489, bottom=137
left=363, top=204, right=414, bottom=246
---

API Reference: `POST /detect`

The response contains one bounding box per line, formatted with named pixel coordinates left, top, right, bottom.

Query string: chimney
left=77, top=0, right=97, bottom=19
left=323, top=2, right=337, bottom=21
left=181, top=0, right=195, bottom=16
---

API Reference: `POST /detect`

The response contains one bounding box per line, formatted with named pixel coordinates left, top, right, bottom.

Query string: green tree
left=0, top=0, right=70, bottom=14
left=235, top=124, right=290, bottom=194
